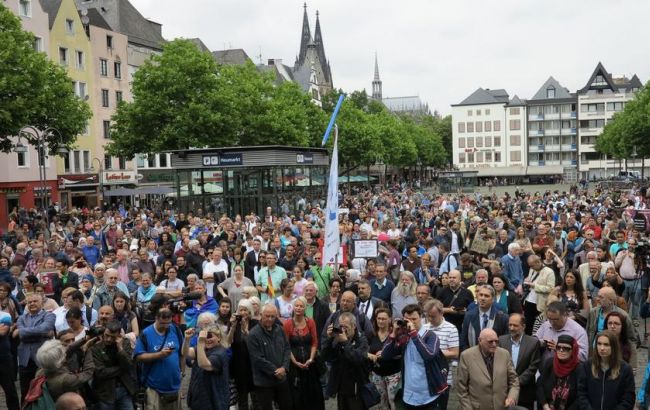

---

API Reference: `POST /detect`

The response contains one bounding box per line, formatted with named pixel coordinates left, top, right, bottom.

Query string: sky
left=130, top=0, right=650, bottom=115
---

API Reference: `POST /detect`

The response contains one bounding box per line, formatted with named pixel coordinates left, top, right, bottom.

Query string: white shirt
left=425, top=319, right=459, bottom=385
left=53, top=305, right=98, bottom=334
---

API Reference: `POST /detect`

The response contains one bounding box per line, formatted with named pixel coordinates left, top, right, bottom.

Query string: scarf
left=137, top=285, right=156, bottom=303
left=553, top=339, right=579, bottom=378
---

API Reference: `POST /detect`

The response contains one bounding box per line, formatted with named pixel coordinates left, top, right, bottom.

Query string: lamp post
left=13, top=126, right=68, bottom=223
left=91, top=157, right=104, bottom=208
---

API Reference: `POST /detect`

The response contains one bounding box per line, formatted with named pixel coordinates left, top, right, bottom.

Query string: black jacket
left=321, top=330, right=369, bottom=398
left=576, top=360, right=635, bottom=410
left=310, top=297, right=331, bottom=345
left=91, top=339, right=136, bottom=403
left=246, top=323, right=291, bottom=388
left=536, top=357, right=579, bottom=410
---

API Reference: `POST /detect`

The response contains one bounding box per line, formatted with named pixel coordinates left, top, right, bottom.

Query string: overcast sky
left=131, top=0, right=650, bottom=115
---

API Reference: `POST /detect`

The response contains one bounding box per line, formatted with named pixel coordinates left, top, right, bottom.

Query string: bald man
left=55, top=392, right=86, bottom=410
left=586, top=287, right=636, bottom=350
left=457, top=328, right=519, bottom=410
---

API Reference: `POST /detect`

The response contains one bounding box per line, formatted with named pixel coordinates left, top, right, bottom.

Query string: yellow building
left=42, top=0, right=99, bottom=207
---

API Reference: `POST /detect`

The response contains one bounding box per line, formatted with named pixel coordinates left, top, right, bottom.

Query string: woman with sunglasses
left=182, top=325, right=229, bottom=410
left=576, top=330, right=635, bottom=410
left=537, top=334, right=580, bottom=410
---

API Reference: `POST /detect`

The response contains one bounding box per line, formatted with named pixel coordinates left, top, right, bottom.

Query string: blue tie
left=482, top=313, right=489, bottom=330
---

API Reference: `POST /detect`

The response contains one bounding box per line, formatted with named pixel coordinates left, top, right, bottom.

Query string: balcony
left=529, top=114, right=544, bottom=121
left=561, top=144, right=577, bottom=151
left=561, top=127, right=577, bottom=134
left=582, top=111, right=606, bottom=117
left=529, top=144, right=544, bottom=152
left=544, top=145, right=561, bottom=152
left=545, top=113, right=560, bottom=120
left=569, top=112, right=577, bottom=118
left=544, top=128, right=560, bottom=136
left=530, top=129, right=544, bottom=136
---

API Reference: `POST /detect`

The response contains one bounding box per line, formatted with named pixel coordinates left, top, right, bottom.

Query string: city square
left=1, top=0, right=650, bottom=409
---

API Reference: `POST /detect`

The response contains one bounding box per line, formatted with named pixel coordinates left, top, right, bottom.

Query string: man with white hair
left=390, top=271, right=418, bottom=319
left=185, top=239, right=205, bottom=275
left=500, top=243, right=523, bottom=295
left=112, top=249, right=136, bottom=285
left=92, top=268, right=129, bottom=310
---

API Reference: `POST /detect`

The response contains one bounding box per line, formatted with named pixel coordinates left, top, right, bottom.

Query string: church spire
left=297, top=3, right=311, bottom=65
left=372, top=53, right=382, bottom=100
left=313, top=10, right=331, bottom=85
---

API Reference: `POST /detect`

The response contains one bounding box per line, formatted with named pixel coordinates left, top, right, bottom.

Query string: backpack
left=22, top=375, right=55, bottom=410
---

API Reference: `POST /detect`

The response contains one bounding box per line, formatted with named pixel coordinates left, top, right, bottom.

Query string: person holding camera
left=91, top=320, right=136, bottom=409
left=183, top=279, right=218, bottom=329
left=322, top=311, right=370, bottom=410
left=382, top=304, right=448, bottom=410
left=134, top=307, right=184, bottom=410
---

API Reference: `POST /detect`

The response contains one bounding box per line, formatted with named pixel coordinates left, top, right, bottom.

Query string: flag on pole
left=322, top=127, right=340, bottom=267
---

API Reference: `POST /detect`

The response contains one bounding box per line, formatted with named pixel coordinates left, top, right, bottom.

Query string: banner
left=323, top=132, right=340, bottom=267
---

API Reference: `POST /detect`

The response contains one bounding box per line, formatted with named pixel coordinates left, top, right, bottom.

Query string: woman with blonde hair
left=577, top=330, right=635, bottom=409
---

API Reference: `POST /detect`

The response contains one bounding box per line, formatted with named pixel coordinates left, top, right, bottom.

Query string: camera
left=87, top=326, right=105, bottom=338
left=235, top=314, right=242, bottom=322
left=396, top=319, right=408, bottom=328
left=167, top=291, right=203, bottom=313
left=332, top=325, right=343, bottom=334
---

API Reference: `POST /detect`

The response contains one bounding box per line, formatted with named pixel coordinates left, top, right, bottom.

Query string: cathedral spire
left=313, top=10, right=331, bottom=85
left=297, top=3, right=311, bottom=65
left=372, top=53, right=382, bottom=100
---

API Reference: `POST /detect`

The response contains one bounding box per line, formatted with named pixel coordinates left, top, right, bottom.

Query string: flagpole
left=322, top=95, right=343, bottom=270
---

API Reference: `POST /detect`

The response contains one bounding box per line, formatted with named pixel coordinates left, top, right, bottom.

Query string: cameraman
left=183, top=280, right=218, bottom=329
left=91, top=320, right=136, bottom=409
left=134, top=307, right=183, bottom=410
left=322, top=311, right=369, bottom=409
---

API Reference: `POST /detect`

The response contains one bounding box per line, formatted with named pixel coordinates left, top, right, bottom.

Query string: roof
left=108, top=0, right=165, bottom=50
left=167, top=145, right=328, bottom=154
left=578, top=62, right=618, bottom=94
left=454, top=88, right=510, bottom=106
left=212, top=49, right=252, bottom=65
left=86, top=8, right=111, bottom=31
left=188, top=38, right=210, bottom=53
left=383, top=96, right=429, bottom=113
left=508, top=95, right=526, bottom=106
left=530, top=76, right=573, bottom=100
left=39, top=0, right=63, bottom=30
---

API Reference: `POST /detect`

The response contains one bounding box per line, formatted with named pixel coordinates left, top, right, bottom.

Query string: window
left=485, top=136, right=492, bottom=147
left=83, top=151, right=90, bottom=171
left=458, top=138, right=465, bottom=148
left=509, top=119, right=521, bottom=130
left=476, top=109, right=482, bottom=116
left=510, top=107, right=520, bottom=115
left=493, top=136, right=501, bottom=147
left=64, top=154, right=70, bottom=173
left=159, top=154, right=168, bottom=168
left=485, top=109, right=490, bottom=115
left=476, top=152, right=483, bottom=162
left=484, top=121, right=491, bottom=132
left=581, top=103, right=605, bottom=113
left=510, top=135, right=521, bottom=146
left=76, top=51, right=84, bottom=69
left=475, top=122, right=482, bottom=133
left=104, top=155, right=112, bottom=170
left=65, top=19, right=74, bottom=34
left=485, top=152, right=492, bottom=162
left=136, top=155, right=146, bottom=168
left=511, top=151, right=521, bottom=162
left=494, top=152, right=501, bottom=162
left=102, top=120, right=111, bottom=139
left=467, top=152, right=474, bottom=163
left=101, top=89, right=109, bottom=107
left=458, top=122, right=465, bottom=133
left=115, top=91, right=123, bottom=103
left=118, top=157, right=126, bottom=170
left=467, top=122, right=474, bottom=133
left=59, top=47, right=68, bottom=65
left=74, top=82, right=87, bottom=99
left=17, top=152, right=28, bottom=167
left=147, top=155, right=156, bottom=168
left=493, top=120, right=500, bottom=131
left=476, top=137, right=483, bottom=148
left=607, top=102, right=625, bottom=112
left=33, top=37, right=42, bottom=52
left=458, top=153, right=465, bottom=163
left=19, top=0, right=31, bottom=17
left=106, top=35, right=113, bottom=48
left=593, top=75, right=607, bottom=86
left=546, top=86, right=555, bottom=99
left=73, top=150, right=81, bottom=173
left=100, top=59, right=108, bottom=76
left=467, top=110, right=473, bottom=116
left=467, top=137, right=474, bottom=148
left=114, top=62, right=121, bottom=79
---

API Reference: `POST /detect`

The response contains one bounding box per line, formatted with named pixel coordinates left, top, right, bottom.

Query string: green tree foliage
left=0, top=4, right=91, bottom=152
left=108, top=39, right=327, bottom=157
left=596, top=82, right=650, bottom=162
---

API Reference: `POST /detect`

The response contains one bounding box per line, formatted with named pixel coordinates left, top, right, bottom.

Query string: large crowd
left=0, top=182, right=649, bottom=410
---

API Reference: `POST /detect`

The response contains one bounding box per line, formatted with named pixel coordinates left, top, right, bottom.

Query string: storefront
left=170, top=146, right=329, bottom=216
left=0, top=180, right=59, bottom=229
left=58, top=174, right=99, bottom=209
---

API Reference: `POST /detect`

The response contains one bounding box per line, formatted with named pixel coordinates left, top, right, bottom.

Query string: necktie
left=484, top=354, right=494, bottom=379
left=482, top=313, right=489, bottom=330
left=360, top=301, right=367, bottom=314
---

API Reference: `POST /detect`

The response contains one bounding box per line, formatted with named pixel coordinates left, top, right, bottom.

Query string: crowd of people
left=0, top=182, right=648, bottom=410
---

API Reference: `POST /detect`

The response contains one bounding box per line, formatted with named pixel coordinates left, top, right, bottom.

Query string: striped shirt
left=425, top=319, right=459, bottom=385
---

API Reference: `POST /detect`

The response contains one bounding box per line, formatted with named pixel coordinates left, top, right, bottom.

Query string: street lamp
left=90, top=157, right=104, bottom=207
left=13, top=126, right=68, bottom=227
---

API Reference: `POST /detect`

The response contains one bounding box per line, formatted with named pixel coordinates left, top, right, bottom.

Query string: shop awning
left=526, top=165, right=565, bottom=176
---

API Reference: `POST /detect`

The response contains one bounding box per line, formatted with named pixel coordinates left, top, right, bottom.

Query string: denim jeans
left=94, top=385, right=133, bottom=410
left=623, top=278, right=643, bottom=320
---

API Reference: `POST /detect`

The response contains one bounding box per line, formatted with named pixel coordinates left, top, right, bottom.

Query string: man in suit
left=460, top=284, right=509, bottom=351
left=357, top=279, right=388, bottom=320
left=244, top=238, right=262, bottom=284
left=498, top=313, right=540, bottom=410
left=457, top=328, right=519, bottom=410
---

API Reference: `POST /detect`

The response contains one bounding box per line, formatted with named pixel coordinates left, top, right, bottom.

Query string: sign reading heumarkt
left=296, top=153, right=314, bottom=164
left=102, top=171, right=137, bottom=185
left=202, top=153, right=243, bottom=167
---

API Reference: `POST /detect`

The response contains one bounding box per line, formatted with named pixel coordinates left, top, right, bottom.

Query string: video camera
left=167, top=291, right=203, bottom=313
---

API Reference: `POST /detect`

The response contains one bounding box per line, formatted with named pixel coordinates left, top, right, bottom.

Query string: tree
left=0, top=4, right=91, bottom=152
left=108, top=39, right=325, bottom=158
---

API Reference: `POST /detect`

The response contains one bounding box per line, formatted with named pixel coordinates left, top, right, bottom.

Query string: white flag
left=323, top=131, right=340, bottom=267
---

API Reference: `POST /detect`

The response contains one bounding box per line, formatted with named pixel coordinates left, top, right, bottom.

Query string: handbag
left=359, top=382, right=381, bottom=408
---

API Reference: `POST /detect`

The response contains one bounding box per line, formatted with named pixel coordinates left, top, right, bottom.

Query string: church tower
left=313, top=10, right=332, bottom=86
left=372, top=53, right=382, bottom=100
left=296, top=3, right=311, bottom=66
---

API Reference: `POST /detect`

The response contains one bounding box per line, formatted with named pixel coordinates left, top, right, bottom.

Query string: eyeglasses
left=607, top=322, right=622, bottom=327
left=556, top=345, right=572, bottom=352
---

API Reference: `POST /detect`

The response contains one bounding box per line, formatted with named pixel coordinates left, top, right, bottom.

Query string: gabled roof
left=578, top=62, right=618, bottom=94
left=530, top=76, right=573, bottom=100
left=39, top=0, right=63, bottom=30
left=108, top=0, right=165, bottom=50
left=508, top=95, right=526, bottom=106
left=86, top=8, right=111, bottom=31
left=212, top=49, right=252, bottom=66
left=629, top=74, right=643, bottom=89
left=454, top=88, right=509, bottom=106
left=188, top=38, right=210, bottom=53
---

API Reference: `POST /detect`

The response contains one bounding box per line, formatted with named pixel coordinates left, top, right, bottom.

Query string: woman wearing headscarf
left=536, top=335, right=580, bottom=410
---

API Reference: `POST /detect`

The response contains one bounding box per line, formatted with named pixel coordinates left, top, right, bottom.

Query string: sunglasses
left=556, top=345, right=572, bottom=352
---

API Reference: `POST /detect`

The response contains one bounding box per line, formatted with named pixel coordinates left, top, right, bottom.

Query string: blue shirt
left=500, top=253, right=523, bottom=289
left=134, top=324, right=182, bottom=393
left=510, top=336, right=521, bottom=368
left=403, top=326, right=439, bottom=406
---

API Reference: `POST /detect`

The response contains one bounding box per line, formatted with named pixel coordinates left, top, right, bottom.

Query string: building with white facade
left=452, top=88, right=529, bottom=180
left=577, top=62, right=642, bottom=180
